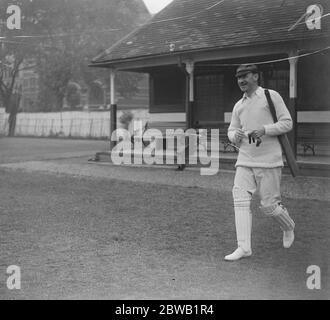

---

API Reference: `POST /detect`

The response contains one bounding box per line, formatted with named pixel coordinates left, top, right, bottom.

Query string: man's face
left=237, top=72, right=258, bottom=92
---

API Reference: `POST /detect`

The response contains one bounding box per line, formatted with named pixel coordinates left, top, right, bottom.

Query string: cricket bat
left=264, top=89, right=300, bottom=177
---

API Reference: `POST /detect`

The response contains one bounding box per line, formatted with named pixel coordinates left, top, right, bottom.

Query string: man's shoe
left=283, top=230, right=294, bottom=248
left=224, top=247, right=252, bottom=261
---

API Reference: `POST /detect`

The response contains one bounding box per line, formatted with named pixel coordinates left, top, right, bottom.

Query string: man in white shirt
left=224, top=64, right=295, bottom=261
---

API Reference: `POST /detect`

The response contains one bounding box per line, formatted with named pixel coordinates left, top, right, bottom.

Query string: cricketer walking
left=225, top=64, right=295, bottom=261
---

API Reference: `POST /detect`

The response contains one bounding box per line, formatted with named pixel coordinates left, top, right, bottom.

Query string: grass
left=0, top=168, right=329, bottom=300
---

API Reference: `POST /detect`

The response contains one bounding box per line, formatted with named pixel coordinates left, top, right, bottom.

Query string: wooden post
left=179, top=60, right=194, bottom=168
left=288, top=51, right=298, bottom=158
left=50, top=119, right=54, bottom=135
left=34, top=119, right=37, bottom=135
left=79, top=118, right=83, bottom=137
left=110, top=68, right=117, bottom=150
left=103, top=85, right=107, bottom=108
left=89, top=119, right=94, bottom=138
left=185, top=60, right=194, bottom=129
left=69, top=119, right=73, bottom=137
left=100, top=118, right=104, bottom=138
left=26, top=118, right=30, bottom=135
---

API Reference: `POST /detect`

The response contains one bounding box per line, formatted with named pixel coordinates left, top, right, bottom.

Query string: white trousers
left=234, top=166, right=282, bottom=208
left=232, top=166, right=295, bottom=252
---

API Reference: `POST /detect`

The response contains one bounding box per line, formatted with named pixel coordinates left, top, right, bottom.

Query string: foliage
left=66, top=83, right=81, bottom=109
left=116, top=72, right=144, bottom=99
left=0, top=0, right=150, bottom=113
left=33, top=0, right=149, bottom=111
left=0, top=1, right=40, bottom=111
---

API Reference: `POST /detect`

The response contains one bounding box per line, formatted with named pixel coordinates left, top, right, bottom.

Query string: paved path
left=1, top=156, right=329, bottom=202
left=1, top=137, right=329, bottom=203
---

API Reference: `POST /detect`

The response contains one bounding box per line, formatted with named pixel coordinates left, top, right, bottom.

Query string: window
left=298, top=53, right=330, bottom=111
left=152, top=68, right=185, bottom=108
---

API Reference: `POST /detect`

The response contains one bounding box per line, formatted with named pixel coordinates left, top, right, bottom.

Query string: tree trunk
left=55, top=93, right=64, bottom=111
left=7, top=93, right=20, bottom=137
left=8, top=112, right=17, bottom=137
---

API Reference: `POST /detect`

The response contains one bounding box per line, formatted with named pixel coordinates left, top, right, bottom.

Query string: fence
left=0, top=109, right=149, bottom=139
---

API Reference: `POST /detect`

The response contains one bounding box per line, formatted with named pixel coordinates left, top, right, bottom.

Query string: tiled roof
left=92, top=0, right=330, bottom=64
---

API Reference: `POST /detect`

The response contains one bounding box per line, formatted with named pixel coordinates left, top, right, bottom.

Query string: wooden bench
left=297, top=126, right=330, bottom=156
left=194, top=121, right=237, bottom=153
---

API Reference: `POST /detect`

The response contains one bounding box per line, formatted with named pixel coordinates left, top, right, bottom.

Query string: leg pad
left=232, top=186, right=252, bottom=252
left=261, top=203, right=295, bottom=231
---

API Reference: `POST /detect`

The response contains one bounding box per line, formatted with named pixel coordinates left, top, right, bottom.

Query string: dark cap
left=235, top=64, right=259, bottom=77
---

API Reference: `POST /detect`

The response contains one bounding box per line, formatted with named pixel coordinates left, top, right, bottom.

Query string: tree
left=66, top=83, right=81, bottom=109
left=75, top=0, right=148, bottom=105
left=1, top=0, right=150, bottom=116
left=0, top=0, right=44, bottom=134
left=34, top=0, right=150, bottom=111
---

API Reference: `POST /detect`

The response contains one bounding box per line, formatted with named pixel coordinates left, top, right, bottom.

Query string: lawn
left=0, top=168, right=329, bottom=299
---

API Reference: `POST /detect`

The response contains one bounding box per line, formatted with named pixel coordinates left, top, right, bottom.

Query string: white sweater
left=228, top=87, right=293, bottom=168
